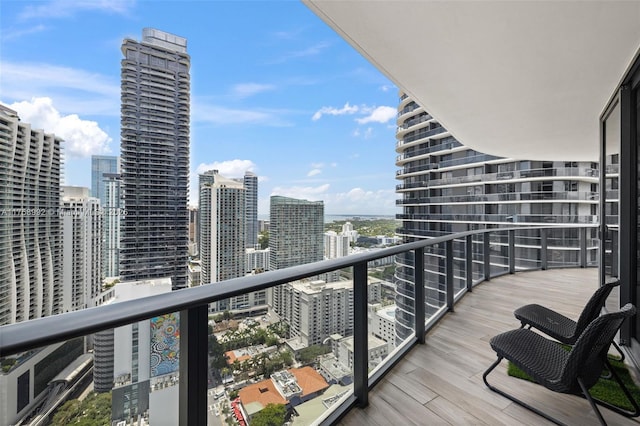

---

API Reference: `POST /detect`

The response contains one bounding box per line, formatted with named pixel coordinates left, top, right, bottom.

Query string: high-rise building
left=91, top=156, right=121, bottom=279
left=119, top=28, right=190, bottom=290
left=199, top=170, right=266, bottom=313
left=94, top=278, right=178, bottom=425
left=394, top=92, right=599, bottom=343
left=246, top=247, right=270, bottom=273
left=0, top=105, right=62, bottom=325
left=60, top=186, right=102, bottom=312
left=91, top=155, right=118, bottom=201
left=279, top=280, right=354, bottom=347
left=199, top=170, right=245, bottom=282
left=102, top=173, right=122, bottom=278
left=324, top=231, right=350, bottom=259
left=269, top=196, right=324, bottom=316
left=243, top=171, right=259, bottom=248
left=188, top=205, right=198, bottom=256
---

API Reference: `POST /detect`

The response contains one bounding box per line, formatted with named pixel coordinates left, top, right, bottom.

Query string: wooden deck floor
left=339, top=268, right=640, bottom=426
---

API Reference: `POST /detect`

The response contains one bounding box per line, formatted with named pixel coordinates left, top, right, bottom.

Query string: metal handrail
left=0, top=224, right=599, bottom=426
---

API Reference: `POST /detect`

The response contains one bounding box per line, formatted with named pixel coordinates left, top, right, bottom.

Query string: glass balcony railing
left=0, top=225, right=598, bottom=426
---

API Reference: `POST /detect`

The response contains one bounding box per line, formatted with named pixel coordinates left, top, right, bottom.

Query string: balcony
left=338, top=267, right=637, bottom=426
left=0, top=225, right=630, bottom=426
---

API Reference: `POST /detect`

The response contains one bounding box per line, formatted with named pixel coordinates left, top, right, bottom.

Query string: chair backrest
left=574, top=278, right=621, bottom=338
left=561, top=303, right=635, bottom=391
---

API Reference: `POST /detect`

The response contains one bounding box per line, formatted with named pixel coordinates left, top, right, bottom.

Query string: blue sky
left=0, top=0, right=400, bottom=216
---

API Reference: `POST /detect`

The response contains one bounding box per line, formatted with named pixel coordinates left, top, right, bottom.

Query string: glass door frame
left=601, top=50, right=640, bottom=365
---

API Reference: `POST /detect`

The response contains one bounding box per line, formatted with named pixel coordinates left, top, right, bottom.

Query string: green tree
left=250, top=403, right=287, bottom=426
left=258, top=231, right=269, bottom=249
left=51, top=392, right=111, bottom=425
left=298, top=345, right=331, bottom=364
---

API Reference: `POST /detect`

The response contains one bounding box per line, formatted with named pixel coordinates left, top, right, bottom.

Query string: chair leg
left=577, top=377, right=607, bottom=426
left=590, top=359, right=640, bottom=418
left=612, top=340, right=626, bottom=362
left=483, top=357, right=567, bottom=426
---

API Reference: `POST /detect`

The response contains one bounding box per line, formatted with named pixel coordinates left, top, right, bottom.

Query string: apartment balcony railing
left=396, top=191, right=599, bottom=205
left=0, top=225, right=598, bottom=426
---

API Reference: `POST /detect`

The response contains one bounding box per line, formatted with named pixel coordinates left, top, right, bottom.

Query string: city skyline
left=0, top=1, right=399, bottom=216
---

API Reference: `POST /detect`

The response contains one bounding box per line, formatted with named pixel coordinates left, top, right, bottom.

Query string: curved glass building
left=394, top=92, right=599, bottom=343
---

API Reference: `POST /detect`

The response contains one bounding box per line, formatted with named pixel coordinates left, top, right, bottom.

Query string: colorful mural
left=150, top=313, right=180, bottom=377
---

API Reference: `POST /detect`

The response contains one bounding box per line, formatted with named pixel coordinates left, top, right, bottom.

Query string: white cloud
left=328, top=188, right=397, bottom=214
left=19, top=0, right=135, bottom=20
left=1, top=61, right=120, bottom=116
left=231, top=83, right=276, bottom=99
left=307, top=169, right=322, bottom=177
left=311, top=162, right=325, bottom=168
left=192, top=100, right=293, bottom=127
left=312, top=102, right=359, bottom=121
left=271, top=41, right=331, bottom=64
left=312, top=103, right=396, bottom=126
left=2, top=25, right=48, bottom=41
left=356, top=106, right=396, bottom=124
left=195, top=159, right=257, bottom=178
left=7, top=97, right=112, bottom=158
left=353, top=127, right=373, bottom=139
left=270, top=184, right=330, bottom=200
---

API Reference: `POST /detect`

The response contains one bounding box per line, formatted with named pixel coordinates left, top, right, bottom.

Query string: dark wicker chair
left=514, top=278, right=624, bottom=361
left=483, top=303, right=638, bottom=425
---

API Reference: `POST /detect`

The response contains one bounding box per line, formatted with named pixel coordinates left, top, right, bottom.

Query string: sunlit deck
left=339, top=268, right=640, bottom=426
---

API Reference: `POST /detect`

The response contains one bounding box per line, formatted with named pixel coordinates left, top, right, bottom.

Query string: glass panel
left=1, top=338, right=101, bottom=425
left=489, top=230, right=509, bottom=276
left=394, top=251, right=416, bottom=341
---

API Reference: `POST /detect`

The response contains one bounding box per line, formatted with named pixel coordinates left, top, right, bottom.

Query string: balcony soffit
left=303, top=1, right=640, bottom=161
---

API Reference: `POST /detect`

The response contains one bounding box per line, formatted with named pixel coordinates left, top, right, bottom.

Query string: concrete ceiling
left=303, top=1, right=640, bottom=161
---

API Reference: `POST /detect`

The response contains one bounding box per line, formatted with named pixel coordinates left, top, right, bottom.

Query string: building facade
left=119, top=28, right=190, bottom=290
left=243, top=171, right=259, bottom=248
left=279, top=280, right=354, bottom=347
left=102, top=173, right=122, bottom=278
left=60, top=186, right=102, bottom=312
left=269, top=196, right=324, bottom=316
left=246, top=247, right=270, bottom=273
left=0, top=105, right=62, bottom=326
left=394, top=92, right=599, bottom=343
left=199, top=170, right=245, bottom=312
left=91, top=155, right=119, bottom=202
left=324, top=231, right=350, bottom=259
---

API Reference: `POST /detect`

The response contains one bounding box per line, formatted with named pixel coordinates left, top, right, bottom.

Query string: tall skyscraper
left=91, top=155, right=118, bottom=200
left=324, top=231, right=350, bottom=259
left=60, top=186, right=102, bottom=312
left=199, top=170, right=246, bottom=312
left=119, top=28, right=190, bottom=290
left=269, top=196, right=324, bottom=315
left=0, top=105, right=62, bottom=325
left=243, top=171, right=259, bottom=248
left=394, top=92, right=599, bottom=343
left=102, top=173, right=122, bottom=277
left=91, top=155, right=121, bottom=278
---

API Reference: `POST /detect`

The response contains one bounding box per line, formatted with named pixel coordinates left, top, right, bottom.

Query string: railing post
left=353, top=261, right=369, bottom=407
left=508, top=230, right=515, bottom=274
left=466, top=235, right=473, bottom=291
left=415, top=248, right=425, bottom=344
left=484, top=232, right=491, bottom=281
left=179, top=305, right=208, bottom=426
left=579, top=227, right=587, bottom=268
left=446, top=240, right=454, bottom=311
left=541, top=229, right=548, bottom=270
